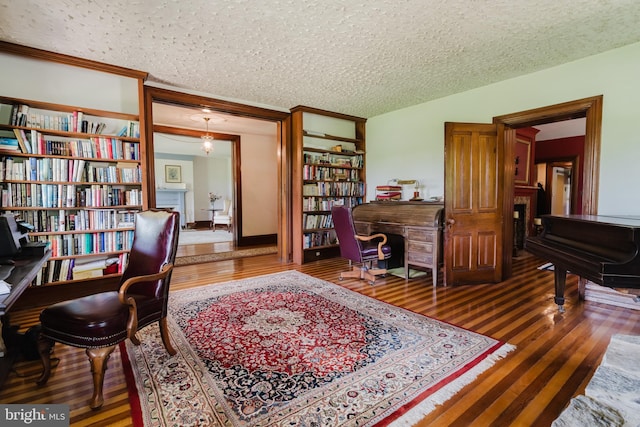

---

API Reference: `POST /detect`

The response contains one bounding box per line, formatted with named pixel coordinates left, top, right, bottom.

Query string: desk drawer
left=373, top=224, right=405, bottom=236
left=408, top=240, right=433, bottom=255
left=407, top=227, right=436, bottom=242
left=408, top=252, right=434, bottom=266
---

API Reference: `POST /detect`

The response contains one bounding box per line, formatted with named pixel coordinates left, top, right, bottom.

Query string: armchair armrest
left=355, top=233, right=388, bottom=260
left=118, top=263, right=174, bottom=339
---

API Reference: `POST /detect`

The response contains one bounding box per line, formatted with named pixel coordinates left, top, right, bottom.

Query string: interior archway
left=142, top=86, right=292, bottom=261
left=494, top=95, right=603, bottom=215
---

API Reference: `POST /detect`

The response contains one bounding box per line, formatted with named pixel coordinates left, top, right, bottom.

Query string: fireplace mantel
left=156, top=188, right=187, bottom=228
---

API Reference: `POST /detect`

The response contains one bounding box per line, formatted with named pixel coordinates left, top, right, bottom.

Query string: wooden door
left=444, top=122, right=507, bottom=285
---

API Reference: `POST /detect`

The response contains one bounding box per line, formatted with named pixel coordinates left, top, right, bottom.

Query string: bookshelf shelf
left=292, top=106, right=367, bottom=264
left=37, top=272, right=123, bottom=288
left=0, top=124, right=140, bottom=143
left=30, top=227, right=135, bottom=236
left=0, top=95, right=142, bottom=286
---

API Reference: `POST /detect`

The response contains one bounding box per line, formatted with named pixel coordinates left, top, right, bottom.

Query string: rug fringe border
left=390, top=342, right=516, bottom=427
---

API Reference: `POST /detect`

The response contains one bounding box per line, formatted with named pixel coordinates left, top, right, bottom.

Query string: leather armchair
left=36, top=209, right=180, bottom=409
left=331, top=205, right=391, bottom=285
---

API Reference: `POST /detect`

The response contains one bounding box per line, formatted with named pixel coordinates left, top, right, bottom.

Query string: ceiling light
left=201, top=117, right=214, bottom=155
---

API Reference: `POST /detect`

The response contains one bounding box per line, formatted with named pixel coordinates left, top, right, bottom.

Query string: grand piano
left=526, top=214, right=640, bottom=311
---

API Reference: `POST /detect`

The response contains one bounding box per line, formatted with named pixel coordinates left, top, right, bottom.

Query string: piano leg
left=554, top=266, right=567, bottom=313
left=578, top=277, right=587, bottom=301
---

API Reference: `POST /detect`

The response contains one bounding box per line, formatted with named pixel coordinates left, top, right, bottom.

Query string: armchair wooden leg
left=130, top=333, right=141, bottom=346
left=87, top=346, right=116, bottom=410
left=36, top=335, right=55, bottom=386
left=159, top=317, right=177, bottom=356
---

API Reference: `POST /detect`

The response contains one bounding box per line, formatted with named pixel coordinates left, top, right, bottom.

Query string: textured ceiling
left=1, top=0, right=640, bottom=118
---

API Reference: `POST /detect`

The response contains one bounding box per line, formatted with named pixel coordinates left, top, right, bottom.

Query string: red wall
left=534, top=135, right=585, bottom=214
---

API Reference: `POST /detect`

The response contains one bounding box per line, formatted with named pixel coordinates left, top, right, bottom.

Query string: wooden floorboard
left=1, top=251, right=639, bottom=426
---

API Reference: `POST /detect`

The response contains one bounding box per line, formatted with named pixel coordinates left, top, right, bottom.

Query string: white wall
left=194, top=155, right=231, bottom=220
left=241, top=133, right=278, bottom=235
left=0, top=53, right=139, bottom=114
left=367, top=41, right=640, bottom=214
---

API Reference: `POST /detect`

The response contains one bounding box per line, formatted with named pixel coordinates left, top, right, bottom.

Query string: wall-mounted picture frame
left=165, top=165, right=182, bottom=183
left=514, top=139, right=531, bottom=185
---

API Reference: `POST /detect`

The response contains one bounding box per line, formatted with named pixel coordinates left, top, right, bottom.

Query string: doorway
left=493, top=95, right=602, bottom=278
left=539, top=159, right=577, bottom=216
left=142, top=86, right=291, bottom=262
left=494, top=96, right=601, bottom=215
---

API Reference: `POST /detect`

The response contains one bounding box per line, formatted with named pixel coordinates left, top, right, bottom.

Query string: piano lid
left=552, top=214, right=640, bottom=227
left=529, top=214, right=640, bottom=279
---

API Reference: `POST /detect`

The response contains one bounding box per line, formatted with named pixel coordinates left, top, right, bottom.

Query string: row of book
left=302, top=197, right=363, bottom=212
left=302, top=213, right=333, bottom=230
left=302, top=165, right=360, bottom=181
left=1, top=157, right=141, bottom=183
left=6, top=129, right=140, bottom=160
left=1, top=183, right=142, bottom=208
left=4, top=103, right=139, bottom=138
left=302, top=181, right=365, bottom=197
left=35, top=229, right=134, bottom=258
left=9, top=209, right=136, bottom=233
left=303, top=152, right=363, bottom=168
left=302, top=230, right=338, bottom=249
left=31, top=253, right=128, bottom=286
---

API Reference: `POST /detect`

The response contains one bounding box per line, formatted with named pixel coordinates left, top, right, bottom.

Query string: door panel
left=477, top=231, right=497, bottom=268
left=444, top=122, right=505, bottom=285
left=451, top=233, right=472, bottom=271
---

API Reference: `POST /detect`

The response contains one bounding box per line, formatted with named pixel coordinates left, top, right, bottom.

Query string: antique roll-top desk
left=352, top=202, right=444, bottom=286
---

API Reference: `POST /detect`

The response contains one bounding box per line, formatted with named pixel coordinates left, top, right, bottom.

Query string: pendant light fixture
left=201, top=117, right=214, bottom=155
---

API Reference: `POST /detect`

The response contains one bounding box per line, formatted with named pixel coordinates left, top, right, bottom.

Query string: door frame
left=493, top=95, right=602, bottom=215
left=492, top=95, right=602, bottom=277
left=142, top=86, right=292, bottom=258
left=544, top=157, right=578, bottom=215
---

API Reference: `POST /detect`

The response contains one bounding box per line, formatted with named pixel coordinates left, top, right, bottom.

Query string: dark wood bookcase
left=0, top=96, right=142, bottom=286
left=291, top=106, right=366, bottom=264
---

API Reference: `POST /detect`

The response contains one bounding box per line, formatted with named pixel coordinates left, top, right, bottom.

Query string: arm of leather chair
left=118, top=263, right=174, bottom=340
left=355, top=233, right=388, bottom=260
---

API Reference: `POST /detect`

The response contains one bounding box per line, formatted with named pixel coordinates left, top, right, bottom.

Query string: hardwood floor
left=2, top=252, right=639, bottom=426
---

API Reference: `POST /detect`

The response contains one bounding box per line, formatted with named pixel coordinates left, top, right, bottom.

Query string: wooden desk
left=0, top=250, right=51, bottom=386
left=1, top=251, right=51, bottom=316
left=353, top=202, right=444, bottom=286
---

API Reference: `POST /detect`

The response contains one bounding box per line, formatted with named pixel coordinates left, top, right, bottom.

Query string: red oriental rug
left=122, top=271, right=514, bottom=426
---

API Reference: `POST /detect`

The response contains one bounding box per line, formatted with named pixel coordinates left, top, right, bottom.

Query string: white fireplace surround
left=156, top=188, right=187, bottom=228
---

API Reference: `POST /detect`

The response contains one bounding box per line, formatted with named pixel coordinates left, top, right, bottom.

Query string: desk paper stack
left=375, top=185, right=402, bottom=201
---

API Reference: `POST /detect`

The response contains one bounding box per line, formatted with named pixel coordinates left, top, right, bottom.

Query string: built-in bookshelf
left=291, top=106, right=366, bottom=264
left=0, top=96, right=142, bottom=286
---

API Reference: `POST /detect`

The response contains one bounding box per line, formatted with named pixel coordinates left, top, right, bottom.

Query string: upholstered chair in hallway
left=213, top=198, right=233, bottom=231
left=36, top=209, right=180, bottom=409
